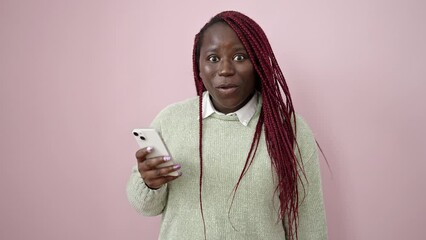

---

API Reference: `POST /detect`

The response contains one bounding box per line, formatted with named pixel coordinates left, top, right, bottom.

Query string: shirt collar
left=202, top=91, right=258, bottom=126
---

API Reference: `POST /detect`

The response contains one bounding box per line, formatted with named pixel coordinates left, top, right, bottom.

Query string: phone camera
left=133, top=132, right=139, bottom=137
left=140, top=136, right=146, bottom=140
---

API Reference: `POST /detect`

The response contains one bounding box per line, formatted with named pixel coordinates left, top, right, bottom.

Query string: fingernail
left=163, top=156, right=171, bottom=161
left=173, top=164, right=181, bottom=170
left=146, top=146, right=153, bottom=152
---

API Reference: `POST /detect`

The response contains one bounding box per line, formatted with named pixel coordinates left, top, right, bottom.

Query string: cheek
left=199, top=64, right=215, bottom=83
left=239, top=64, right=256, bottom=82
left=246, top=63, right=255, bottom=77
left=199, top=69, right=210, bottom=89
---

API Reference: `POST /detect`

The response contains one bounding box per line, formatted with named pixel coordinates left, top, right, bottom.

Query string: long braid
left=193, top=11, right=305, bottom=240
left=222, top=14, right=303, bottom=236
left=193, top=34, right=207, bottom=239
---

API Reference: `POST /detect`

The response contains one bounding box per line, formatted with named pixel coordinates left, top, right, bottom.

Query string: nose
left=218, top=59, right=235, bottom=77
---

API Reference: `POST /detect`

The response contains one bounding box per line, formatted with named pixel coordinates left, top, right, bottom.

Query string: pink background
left=1, top=0, right=425, bottom=239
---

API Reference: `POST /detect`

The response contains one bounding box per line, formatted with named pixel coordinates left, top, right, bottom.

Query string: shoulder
left=294, top=114, right=314, bottom=139
left=150, top=96, right=199, bottom=129
left=157, top=96, right=198, bottom=118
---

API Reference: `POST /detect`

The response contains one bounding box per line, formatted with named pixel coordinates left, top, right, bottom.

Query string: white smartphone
left=132, top=128, right=178, bottom=176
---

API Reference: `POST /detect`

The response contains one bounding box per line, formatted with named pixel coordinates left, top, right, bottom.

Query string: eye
left=207, top=55, right=219, bottom=62
left=233, top=54, right=247, bottom=61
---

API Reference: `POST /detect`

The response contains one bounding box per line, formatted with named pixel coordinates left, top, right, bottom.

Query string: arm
left=294, top=150, right=328, bottom=239
left=284, top=115, right=328, bottom=239
left=126, top=165, right=168, bottom=216
left=126, top=107, right=180, bottom=216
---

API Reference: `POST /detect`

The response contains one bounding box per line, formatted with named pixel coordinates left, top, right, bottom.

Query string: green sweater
left=127, top=96, right=327, bottom=239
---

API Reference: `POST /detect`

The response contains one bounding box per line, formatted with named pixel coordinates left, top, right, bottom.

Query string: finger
left=135, top=147, right=154, bottom=163
left=163, top=173, right=182, bottom=182
left=139, top=156, right=173, bottom=172
left=145, top=171, right=182, bottom=189
left=142, top=163, right=181, bottom=179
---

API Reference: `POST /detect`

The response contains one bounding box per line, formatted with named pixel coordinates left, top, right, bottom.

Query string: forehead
left=201, top=22, right=244, bottom=50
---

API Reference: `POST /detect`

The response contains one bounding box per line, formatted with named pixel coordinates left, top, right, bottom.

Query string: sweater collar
left=202, top=91, right=258, bottom=126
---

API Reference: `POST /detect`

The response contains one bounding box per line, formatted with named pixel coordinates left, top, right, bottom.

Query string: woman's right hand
left=135, top=146, right=182, bottom=189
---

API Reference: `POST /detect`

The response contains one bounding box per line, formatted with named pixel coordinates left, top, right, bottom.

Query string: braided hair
left=192, top=11, right=305, bottom=240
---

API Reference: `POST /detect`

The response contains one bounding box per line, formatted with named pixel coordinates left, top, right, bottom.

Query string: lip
left=216, top=83, right=238, bottom=88
left=216, top=83, right=239, bottom=95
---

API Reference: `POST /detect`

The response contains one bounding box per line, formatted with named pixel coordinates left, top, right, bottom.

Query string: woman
left=127, top=11, right=327, bottom=240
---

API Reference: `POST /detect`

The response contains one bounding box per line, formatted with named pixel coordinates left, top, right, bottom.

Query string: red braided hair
left=192, top=11, right=305, bottom=240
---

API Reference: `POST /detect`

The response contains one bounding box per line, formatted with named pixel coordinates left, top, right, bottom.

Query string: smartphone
left=132, top=128, right=178, bottom=176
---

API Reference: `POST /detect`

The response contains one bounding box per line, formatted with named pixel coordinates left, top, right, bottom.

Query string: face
left=199, top=22, right=256, bottom=114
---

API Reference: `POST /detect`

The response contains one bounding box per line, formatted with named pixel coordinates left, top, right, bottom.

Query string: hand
left=135, top=146, right=181, bottom=189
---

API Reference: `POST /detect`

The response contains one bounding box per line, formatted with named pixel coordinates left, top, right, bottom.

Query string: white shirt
left=202, top=91, right=259, bottom=126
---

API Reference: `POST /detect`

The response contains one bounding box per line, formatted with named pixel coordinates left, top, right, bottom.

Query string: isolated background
left=1, top=0, right=425, bottom=239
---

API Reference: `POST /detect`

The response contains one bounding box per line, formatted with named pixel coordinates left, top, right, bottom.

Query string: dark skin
left=135, top=147, right=181, bottom=189
left=199, top=22, right=256, bottom=114
left=136, top=22, right=256, bottom=189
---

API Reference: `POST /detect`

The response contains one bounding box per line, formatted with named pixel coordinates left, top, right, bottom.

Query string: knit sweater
left=126, top=95, right=328, bottom=240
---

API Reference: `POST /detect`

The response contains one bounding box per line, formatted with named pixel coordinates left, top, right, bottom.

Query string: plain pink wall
left=1, top=0, right=425, bottom=239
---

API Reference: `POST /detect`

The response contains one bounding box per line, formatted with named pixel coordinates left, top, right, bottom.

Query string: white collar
left=202, top=91, right=258, bottom=126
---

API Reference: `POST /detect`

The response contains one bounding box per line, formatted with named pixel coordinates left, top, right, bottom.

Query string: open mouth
left=216, top=84, right=238, bottom=94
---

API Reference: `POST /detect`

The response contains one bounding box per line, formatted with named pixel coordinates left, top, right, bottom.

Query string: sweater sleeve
left=126, top=165, right=168, bottom=216
left=125, top=108, right=170, bottom=216
left=284, top=115, right=328, bottom=239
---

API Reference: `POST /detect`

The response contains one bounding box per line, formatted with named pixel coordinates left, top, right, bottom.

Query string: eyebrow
left=233, top=46, right=247, bottom=52
left=204, top=45, right=247, bottom=53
